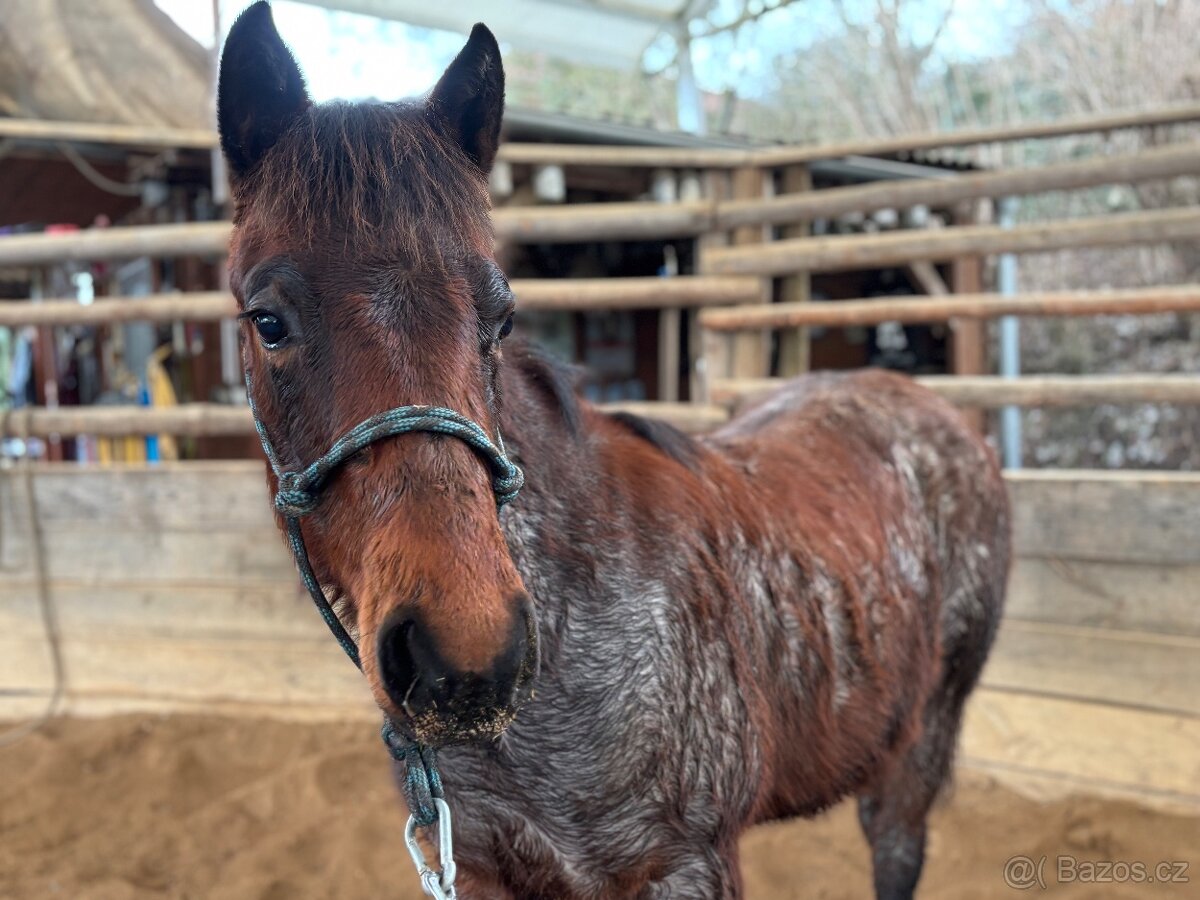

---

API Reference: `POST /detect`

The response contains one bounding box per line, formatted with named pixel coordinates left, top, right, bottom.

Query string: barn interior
left=0, top=0, right=982, bottom=463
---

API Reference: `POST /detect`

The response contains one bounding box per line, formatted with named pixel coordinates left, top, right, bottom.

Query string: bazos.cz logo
left=1003, top=855, right=1190, bottom=890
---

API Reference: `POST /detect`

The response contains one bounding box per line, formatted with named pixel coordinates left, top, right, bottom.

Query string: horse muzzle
left=376, top=593, right=539, bottom=745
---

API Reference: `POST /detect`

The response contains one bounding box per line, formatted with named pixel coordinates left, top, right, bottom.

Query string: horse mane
left=243, top=100, right=492, bottom=260
left=506, top=341, right=584, bottom=439
left=504, top=340, right=699, bottom=468
left=605, top=411, right=700, bottom=470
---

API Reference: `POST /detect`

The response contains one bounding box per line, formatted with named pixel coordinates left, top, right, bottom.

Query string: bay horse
left=217, top=4, right=1010, bottom=897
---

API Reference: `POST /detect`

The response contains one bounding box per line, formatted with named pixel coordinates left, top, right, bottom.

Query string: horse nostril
left=377, top=617, right=421, bottom=714
left=375, top=600, right=539, bottom=742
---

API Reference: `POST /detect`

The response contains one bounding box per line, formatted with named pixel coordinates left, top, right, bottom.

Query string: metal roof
left=503, top=105, right=752, bottom=148
left=291, top=0, right=715, bottom=68
left=502, top=107, right=975, bottom=182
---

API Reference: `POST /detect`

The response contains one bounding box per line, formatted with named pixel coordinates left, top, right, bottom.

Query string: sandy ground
left=1, top=715, right=1196, bottom=899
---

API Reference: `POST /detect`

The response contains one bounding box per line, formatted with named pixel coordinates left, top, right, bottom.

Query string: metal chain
left=405, top=799, right=458, bottom=899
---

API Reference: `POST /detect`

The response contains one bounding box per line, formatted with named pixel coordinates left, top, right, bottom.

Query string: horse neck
left=493, top=342, right=729, bottom=667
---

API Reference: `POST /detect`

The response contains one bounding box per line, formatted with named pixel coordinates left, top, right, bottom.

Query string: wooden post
left=730, top=166, right=772, bottom=379
left=657, top=244, right=681, bottom=402
left=651, top=174, right=681, bottom=403
left=694, top=171, right=735, bottom=403
left=659, top=308, right=682, bottom=401
left=907, top=261, right=949, bottom=297
left=778, top=165, right=812, bottom=377
left=951, top=203, right=986, bottom=431
left=27, top=269, right=61, bottom=462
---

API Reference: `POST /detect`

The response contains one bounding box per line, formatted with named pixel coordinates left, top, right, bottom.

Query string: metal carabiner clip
left=405, top=798, right=458, bottom=900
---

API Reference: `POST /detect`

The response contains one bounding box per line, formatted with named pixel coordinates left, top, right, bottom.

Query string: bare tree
left=760, top=0, right=963, bottom=141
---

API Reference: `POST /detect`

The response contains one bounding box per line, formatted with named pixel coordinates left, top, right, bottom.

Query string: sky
left=663, top=0, right=1028, bottom=100
left=156, top=0, right=1026, bottom=104
left=155, top=0, right=456, bottom=101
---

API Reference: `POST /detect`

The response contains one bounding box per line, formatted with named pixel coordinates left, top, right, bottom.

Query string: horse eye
left=498, top=314, right=514, bottom=341
left=251, top=312, right=288, bottom=347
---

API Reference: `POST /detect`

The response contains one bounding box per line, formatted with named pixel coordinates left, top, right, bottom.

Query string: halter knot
left=275, top=473, right=320, bottom=517
left=384, top=721, right=445, bottom=828
left=493, top=465, right=525, bottom=508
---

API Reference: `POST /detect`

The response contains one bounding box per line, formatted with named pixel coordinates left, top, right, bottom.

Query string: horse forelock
left=233, top=99, right=492, bottom=263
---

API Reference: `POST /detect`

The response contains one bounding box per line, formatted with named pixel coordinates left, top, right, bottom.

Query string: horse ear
left=217, top=1, right=310, bottom=184
left=428, top=24, right=505, bottom=173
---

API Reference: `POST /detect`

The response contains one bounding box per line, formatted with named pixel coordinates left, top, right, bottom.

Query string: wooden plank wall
left=2, top=464, right=1197, bottom=810
left=964, top=471, right=1200, bottom=812
left=0, top=463, right=373, bottom=720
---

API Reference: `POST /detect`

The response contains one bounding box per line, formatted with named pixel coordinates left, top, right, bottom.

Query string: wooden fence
left=3, top=100, right=1200, bottom=425
left=3, top=103, right=1200, bottom=812
left=2, top=463, right=1196, bottom=811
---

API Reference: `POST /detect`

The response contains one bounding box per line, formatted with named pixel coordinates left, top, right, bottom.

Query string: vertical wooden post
left=650, top=171, right=681, bottom=403
left=29, top=268, right=63, bottom=461
left=950, top=202, right=987, bottom=432
left=694, top=170, right=734, bottom=403
left=729, top=166, right=773, bottom=379
left=778, top=164, right=812, bottom=377
left=657, top=244, right=681, bottom=402
left=658, top=309, right=681, bottom=401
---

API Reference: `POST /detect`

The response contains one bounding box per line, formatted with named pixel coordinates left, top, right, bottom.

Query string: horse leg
left=856, top=689, right=969, bottom=900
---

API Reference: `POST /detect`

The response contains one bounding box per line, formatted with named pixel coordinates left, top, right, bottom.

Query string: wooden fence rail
left=751, top=102, right=1200, bottom=167
left=698, top=286, right=1200, bottom=330
left=6, top=99, right=1200, bottom=162
left=0, top=292, right=235, bottom=327
left=0, top=205, right=720, bottom=265
left=710, top=375, right=1200, bottom=409
left=0, top=118, right=219, bottom=150
left=0, top=277, right=761, bottom=327
left=4, top=151, right=1200, bottom=265
left=514, top=276, right=761, bottom=310
left=0, top=222, right=231, bottom=267
left=0, top=205, right=717, bottom=265
left=6, top=188, right=1199, bottom=272
left=701, top=207, right=1200, bottom=277
left=2, top=400, right=728, bottom=438
left=717, top=142, right=1200, bottom=229
left=10, top=374, right=1200, bottom=441
left=3, top=404, right=253, bottom=439
left=924, top=375, right=1200, bottom=408
left=496, top=201, right=713, bottom=242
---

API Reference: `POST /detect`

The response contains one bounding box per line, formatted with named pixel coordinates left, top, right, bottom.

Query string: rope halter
left=244, top=369, right=524, bottom=900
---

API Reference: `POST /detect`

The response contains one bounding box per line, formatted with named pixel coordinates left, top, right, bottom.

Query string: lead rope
left=244, top=372, right=523, bottom=900
left=0, top=408, right=67, bottom=749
